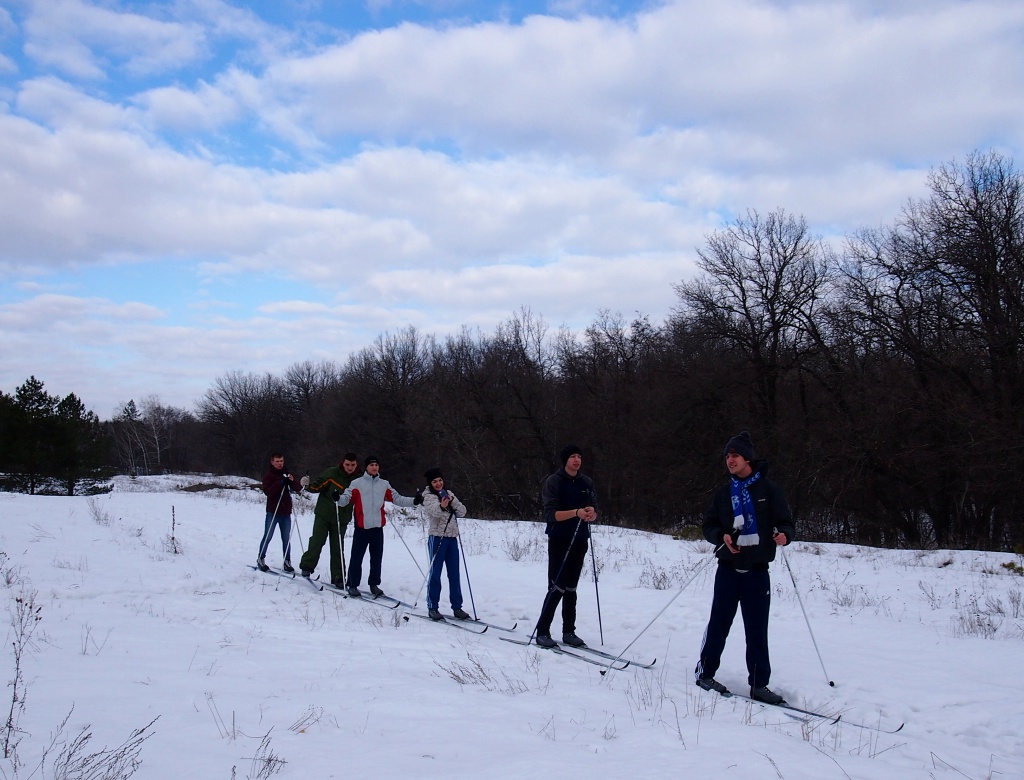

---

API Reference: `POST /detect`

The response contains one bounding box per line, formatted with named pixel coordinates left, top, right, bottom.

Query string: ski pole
left=779, top=541, right=835, bottom=687
left=458, top=530, right=477, bottom=620
left=336, top=502, right=347, bottom=584
left=590, top=524, right=604, bottom=645
left=290, top=512, right=306, bottom=557
left=411, top=511, right=453, bottom=608
left=528, top=517, right=584, bottom=645
left=600, top=547, right=720, bottom=678
left=258, top=482, right=288, bottom=562
left=284, top=471, right=310, bottom=562
left=389, top=510, right=426, bottom=578
left=294, top=471, right=311, bottom=557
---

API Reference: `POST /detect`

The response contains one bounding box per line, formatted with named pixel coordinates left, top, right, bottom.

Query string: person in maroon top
left=257, top=452, right=307, bottom=572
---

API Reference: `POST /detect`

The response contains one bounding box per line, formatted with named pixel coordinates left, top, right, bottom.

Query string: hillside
left=1, top=475, right=1021, bottom=779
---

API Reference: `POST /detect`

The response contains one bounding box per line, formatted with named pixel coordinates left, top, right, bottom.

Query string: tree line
left=0, top=377, right=106, bottom=495
left=3, top=151, right=1021, bottom=552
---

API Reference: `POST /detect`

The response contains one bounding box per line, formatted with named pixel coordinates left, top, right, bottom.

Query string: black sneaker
left=452, top=608, right=471, bottom=620
left=535, top=634, right=557, bottom=648
left=428, top=608, right=444, bottom=621
left=346, top=585, right=360, bottom=598
left=562, top=632, right=586, bottom=647
left=696, top=677, right=729, bottom=694
left=256, top=559, right=270, bottom=572
left=750, top=686, right=785, bottom=705
left=300, top=569, right=312, bottom=578
left=331, top=579, right=345, bottom=589
left=370, top=585, right=385, bottom=597
left=282, top=561, right=295, bottom=574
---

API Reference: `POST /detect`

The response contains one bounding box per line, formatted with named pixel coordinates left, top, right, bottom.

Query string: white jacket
left=421, top=490, right=466, bottom=537
left=337, top=472, right=415, bottom=529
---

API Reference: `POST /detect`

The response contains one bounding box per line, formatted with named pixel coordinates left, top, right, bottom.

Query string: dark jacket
left=306, top=463, right=356, bottom=527
left=541, top=468, right=597, bottom=541
left=262, top=466, right=303, bottom=515
left=702, top=461, right=795, bottom=570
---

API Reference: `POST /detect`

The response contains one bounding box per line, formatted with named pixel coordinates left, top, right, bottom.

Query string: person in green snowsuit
left=299, top=453, right=359, bottom=587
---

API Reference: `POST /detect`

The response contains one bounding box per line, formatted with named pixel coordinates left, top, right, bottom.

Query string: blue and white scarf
left=730, top=470, right=762, bottom=546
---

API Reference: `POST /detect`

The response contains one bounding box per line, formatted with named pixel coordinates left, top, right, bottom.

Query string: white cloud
left=233, top=0, right=1024, bottom=165
left=1, top=0, right=1022, bottom=414
left=133, top=80, right=241, bottom=132
left=22, top=0, right=207, bottom=79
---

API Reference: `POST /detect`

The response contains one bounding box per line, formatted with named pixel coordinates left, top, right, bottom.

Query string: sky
left=2, top=474, right=1022, bottom=778
left=1, top=0, right=1023, bottom=417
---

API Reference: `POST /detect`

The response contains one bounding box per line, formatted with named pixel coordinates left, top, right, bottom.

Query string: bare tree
left=674, top=209, right=836, bottom=437
left=197, top=372, right=294, bottom=475
left=840, top=151, right=1024, bottom=547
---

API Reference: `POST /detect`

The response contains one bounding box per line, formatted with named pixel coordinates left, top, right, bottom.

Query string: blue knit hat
left=723, top=431, right=755, bottom=463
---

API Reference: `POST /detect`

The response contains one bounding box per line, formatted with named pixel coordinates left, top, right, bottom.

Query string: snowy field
left=1, top=474, right=1022, bottom=779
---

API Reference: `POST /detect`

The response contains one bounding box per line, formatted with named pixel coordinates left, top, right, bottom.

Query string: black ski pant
left=347, top=526, right=384, bottom=589
left=695, top=562, right=772, bottom=689
left=535, top=532, right=589, bottom=637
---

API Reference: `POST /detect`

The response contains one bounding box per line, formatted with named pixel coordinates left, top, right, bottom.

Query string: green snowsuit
left=299, top=463, right=355, bottom=584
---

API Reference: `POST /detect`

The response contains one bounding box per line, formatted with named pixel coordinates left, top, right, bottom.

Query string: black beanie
left=423, top=467, right=443, bottom=482
left=723, top=431, right=755, bottom=463
left=364, top=455, right=380, bottom=468
left=560, top=444, right=582, bottom=466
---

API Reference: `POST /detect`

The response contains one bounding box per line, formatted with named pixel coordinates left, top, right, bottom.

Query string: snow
left=2, top=474, right=1022, bottom=779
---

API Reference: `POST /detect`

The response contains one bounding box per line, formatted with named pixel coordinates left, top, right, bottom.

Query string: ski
left=836, top=716, right=905, bottom=733
left=451, top=616, right=518, bottom=633
left=718, top=692, right=842, bottom=725
left=323, top=583, right=401, bottom=609
left=251, top=564, right=294, bottom=579
left=252, top=565, right=325, bottom=592
left=500, top=635, right=653, bottom=669
left=499, top=636, right=630, bottom=670
left=404, top=613, right=488, bottom=634
left=715, top=691, right=903, bottom=732
left=566, top=643, right=657, bottom=669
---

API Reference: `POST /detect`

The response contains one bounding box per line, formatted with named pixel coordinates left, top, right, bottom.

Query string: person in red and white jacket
left=335, top=455, right=415, bottom=598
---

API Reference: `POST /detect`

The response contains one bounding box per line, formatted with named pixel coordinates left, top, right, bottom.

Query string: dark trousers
left=536, top=532, right=589, bottom=636
left=300, top=510, right=346, bottom=584
left=695, top=563, right=772, bottom=688
left=347, top=526, right=384, bottom=589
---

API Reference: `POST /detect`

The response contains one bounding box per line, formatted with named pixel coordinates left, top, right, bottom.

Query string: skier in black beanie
left=533, top=444, right=597, bottom=649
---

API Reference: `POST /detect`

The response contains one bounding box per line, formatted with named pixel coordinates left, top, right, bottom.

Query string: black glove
left=413, top=488, right=424, bottom=506
left=332, top=490, right=341, bottom=502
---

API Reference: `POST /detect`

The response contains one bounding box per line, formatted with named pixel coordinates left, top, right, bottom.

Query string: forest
left=2, top=151, right=1021, bottom=552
